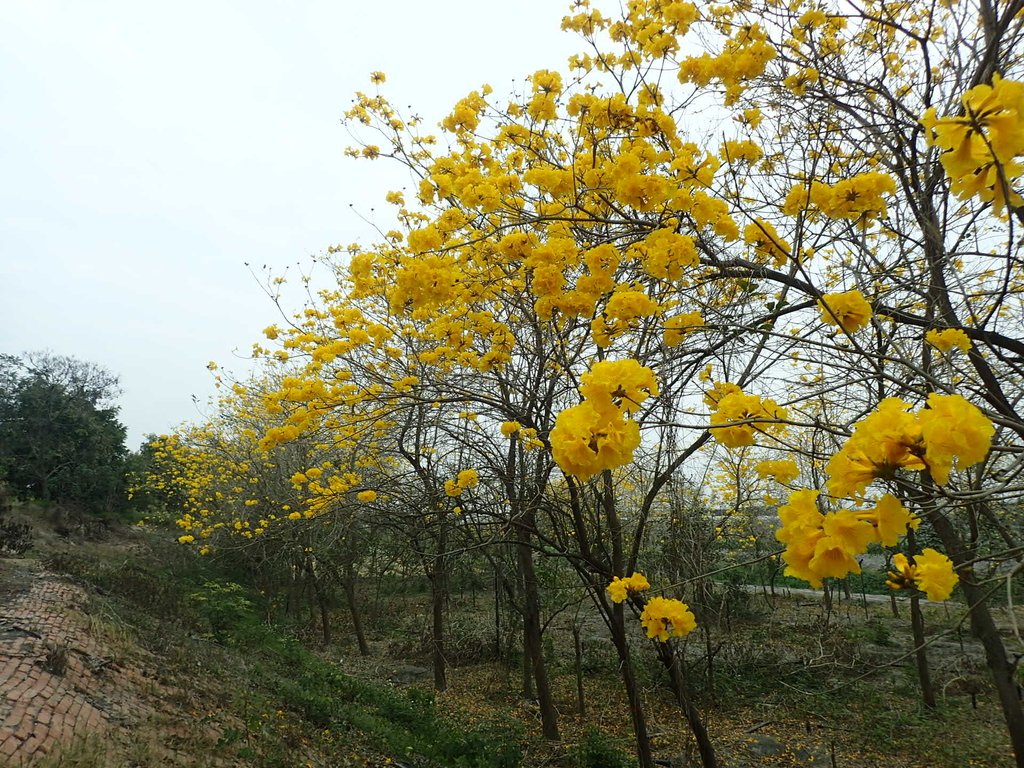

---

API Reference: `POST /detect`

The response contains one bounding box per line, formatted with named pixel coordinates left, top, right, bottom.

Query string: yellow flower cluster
left=783, top=172, right=896, bottom=221
left=921, top=74, right=1024, bottom=215
left=776, top=490, right=918, bottom=587
left=755, top=459, right=800, bottom=484
left=783, top=66, right=819, bottom=96
left=662, top=311, right=704, bottom=348
left=720, top=139, right=763, bottom=164
left=918, top=395, right=995, bottom=484
left=550, top=360, right=657, bottom=480
left=640, top=596, right=697, bottom=642
left=827, top=394, right=994, bottom=496
left=818, top=290, right=872, bottom=333
left=677, top=23, right=777, bottom=105
left=605, top=569, right=695, bottom=642
left=606, top=572, right=651, bottom=603
left=743, top=219, right=791, bottom=268
left=886, top=550, right=959, bottom=602
left=499, top=420, right=545, bottom=450
left=578, top=359, right=660, bottom=416
left=926, top=328, right=972, bottom=354
left=708, top=389, right=788, bottom=448
left=606, top=573, right=696, bottom=643
left=444, top=468, right=480, bottom=497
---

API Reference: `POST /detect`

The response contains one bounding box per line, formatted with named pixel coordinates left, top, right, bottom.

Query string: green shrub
left=575, top=727, right=633, bottom=768
left=188, top=580, right=257, bottom=642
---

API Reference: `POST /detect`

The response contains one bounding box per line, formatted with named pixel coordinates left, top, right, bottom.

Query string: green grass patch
left=45, top=537, right=522, bottom=768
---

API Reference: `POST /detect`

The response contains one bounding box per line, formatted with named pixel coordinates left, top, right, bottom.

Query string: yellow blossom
left=549, top=402, right=642, bottom=480
left=862, top=494, right=918, bottom=546
left=914, top=548, right=959, bottom=601
left=663, top=312, right=704, bottom=347
left=640, top=596, right=697, bottom=641
left=818, top=290, right=872, bottom=332
left=921, top=74, right=1024, bottom=215
left=755, top=459, right=799, bottom=484
left=826, top=398, right=924, bottom=498
left=579, top=359, right=659, bottom=416
left=457, top=468, right=479, bottom=488
left=887, top=549, right=958, bottom=601
left=926, top=328, right=972, bottom=353
left=607, top=572, right=651, bottom=603
left=918, top=394, right=994, bottom=484
left=709, top=391, right=787, bottom=448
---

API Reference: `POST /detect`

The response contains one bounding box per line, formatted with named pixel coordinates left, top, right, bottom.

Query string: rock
left=744, top=734, right=786, bottom=758
left=390, top=664, right=430, bottom=685
left=742, top=733, right=830, bottom=766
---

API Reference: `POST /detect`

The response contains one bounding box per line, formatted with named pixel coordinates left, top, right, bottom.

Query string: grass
left=30, top=734, right=110, bottom=768
left=10, top=512, right=1020, bottom=768
left=41, top=534, right=522, bottom=768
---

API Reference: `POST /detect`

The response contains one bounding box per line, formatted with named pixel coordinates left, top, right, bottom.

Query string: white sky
left=0, top=1, right=579, bottom=450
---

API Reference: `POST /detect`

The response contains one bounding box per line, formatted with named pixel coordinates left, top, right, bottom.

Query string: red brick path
left=0, top=566, right=137, bottom=764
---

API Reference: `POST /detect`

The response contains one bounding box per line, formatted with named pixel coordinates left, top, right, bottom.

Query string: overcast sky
left=0, top=1, right=579, bottom=449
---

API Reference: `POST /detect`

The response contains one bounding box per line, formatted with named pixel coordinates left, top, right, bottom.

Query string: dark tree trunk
left=906, top=529, right=935, bottom=709
left=909, top=593, right=936, bottom=709
left=573, top=624, right=586, bottom=717
left=517, top=511, right=559, bottom=740
left=493, top=568, right=502, bottom=661
left=430, top=549, right=448, bottom=691
left=343, top=562, right=370, bottom=656
left=931, top=514, right=1024, bottom=766
left=308, top=569, right=332, bottom=646
left=660, top=644, right=718, bottom=768
left=609, top=602, right=654, bottom=768
left=602, top=470, right=654, bottom=768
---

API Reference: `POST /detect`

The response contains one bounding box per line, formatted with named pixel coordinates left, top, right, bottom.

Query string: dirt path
left=0, top=560, right=146, bottom=765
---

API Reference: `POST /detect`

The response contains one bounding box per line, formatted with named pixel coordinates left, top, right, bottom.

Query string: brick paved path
left=0, top=563, right=142, bottom=765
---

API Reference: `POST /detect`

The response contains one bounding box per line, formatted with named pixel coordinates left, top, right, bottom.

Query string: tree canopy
left=0, top=352, right=128, bottom=514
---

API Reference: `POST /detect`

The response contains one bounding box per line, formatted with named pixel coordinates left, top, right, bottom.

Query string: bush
left=188, top=580, right=257, bottom=642
left=0, top=514, right=33, bottom=556
left=575, top=727, right=633, bottom=768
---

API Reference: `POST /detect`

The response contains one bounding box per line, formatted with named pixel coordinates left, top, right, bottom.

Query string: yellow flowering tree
left=142, top=0, right=1024, bottom=764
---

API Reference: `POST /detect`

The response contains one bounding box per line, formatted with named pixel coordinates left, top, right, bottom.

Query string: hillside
left=0, top=508, right=1019, bottom=767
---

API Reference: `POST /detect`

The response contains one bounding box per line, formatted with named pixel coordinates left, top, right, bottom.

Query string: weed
left=41, top=642, right=69, bottom=676
left=31, top=733, right=109, bottom=767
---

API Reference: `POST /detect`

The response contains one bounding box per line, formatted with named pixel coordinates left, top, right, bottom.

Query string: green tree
left=0, top=352, right=128, bottom=514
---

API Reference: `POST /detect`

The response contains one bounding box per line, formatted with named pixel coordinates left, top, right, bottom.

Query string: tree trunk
left=493, top=568, right=502, bottom=661
left=931, top=515, right=1024, bottom=765
left=909, top=593, right=936, bottom=709
left=660, top=644, right=718, bottom=768
left=430, top=561, right=447, bottom=691
left=343, top=562, right=370, bottom=656
left=517, top=509, right=560, bottom=740
left=609, top=602, right=654, bottom=768
left=430, top=511, right=449, bottom=692
left=306, top=562, right=332, bottom=646
left=573, top=624, right=586, bottom=717
left=906, top=530, right=935, bottom=709
left=601, top=470, right=653, bottom=768
left=316, top=584, right=332, bottom=646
